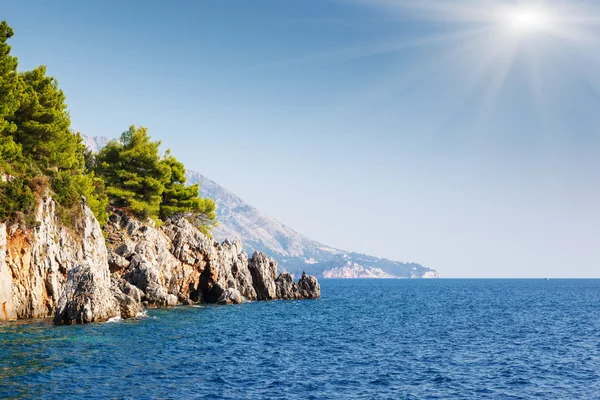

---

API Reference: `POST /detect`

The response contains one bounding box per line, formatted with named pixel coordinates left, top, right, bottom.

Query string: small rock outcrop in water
left=275, top=273, right=301, bottom=300
left=298, top=272, right=321, bottom=299
left=0, top=198, right=320, bottom=325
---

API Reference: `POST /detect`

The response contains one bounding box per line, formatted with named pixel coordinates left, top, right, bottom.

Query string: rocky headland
left=0, top=197, right=320, bottom=325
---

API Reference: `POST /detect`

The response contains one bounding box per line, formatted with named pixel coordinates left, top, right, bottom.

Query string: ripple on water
left=1, top=279, right=600, bottom=399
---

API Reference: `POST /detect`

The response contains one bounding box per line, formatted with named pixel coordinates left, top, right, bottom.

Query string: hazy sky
left=3, top=0, right=600, bottom=278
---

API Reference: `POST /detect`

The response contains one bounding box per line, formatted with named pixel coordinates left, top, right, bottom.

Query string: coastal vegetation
left=0, top=21, right=216, bottom=233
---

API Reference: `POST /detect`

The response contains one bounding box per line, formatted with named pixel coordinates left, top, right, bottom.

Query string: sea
left=1, top=279, right=599, bottom=399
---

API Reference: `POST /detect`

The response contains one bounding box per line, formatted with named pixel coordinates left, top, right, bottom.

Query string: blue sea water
left=1, top=279, right=599, bottom=399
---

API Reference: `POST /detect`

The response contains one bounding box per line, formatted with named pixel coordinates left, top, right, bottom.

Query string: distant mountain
left=187, top=175, right=438, bottom=279
left=83, top=135, right=438, bottom=278
left=81, top=135, right=112, bottom=153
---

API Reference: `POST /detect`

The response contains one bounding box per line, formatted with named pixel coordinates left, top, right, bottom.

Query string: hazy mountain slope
left=83, top=135, right=438, bottom=278
left=186, top=171, right=438, bottom=279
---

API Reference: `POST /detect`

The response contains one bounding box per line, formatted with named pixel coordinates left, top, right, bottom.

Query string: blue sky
left=3, top=0, right=599, bottom=277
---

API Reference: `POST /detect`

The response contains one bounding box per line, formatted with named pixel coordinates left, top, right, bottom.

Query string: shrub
left=0, top=177, right=36, bottom=224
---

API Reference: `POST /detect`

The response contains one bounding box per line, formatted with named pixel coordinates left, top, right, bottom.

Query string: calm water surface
left=1, top=279, right=599, bottom=399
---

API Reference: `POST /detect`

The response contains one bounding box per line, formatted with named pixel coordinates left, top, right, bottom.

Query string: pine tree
left=0, top=21, right=215, bottom=230
left=191, top=197, right=218, bottom=236
left=96, top=125, right=171, bottom=223
left=11, top=65, right=84, bottom=172
left=160, top=150, right=218, bottom=235
left=0, top=21, right=21, bottom=167
left=9, top=63, right=108, bottom=225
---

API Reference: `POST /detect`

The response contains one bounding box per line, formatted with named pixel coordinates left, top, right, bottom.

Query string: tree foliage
left=0, top=21, right=217, bottom=235
left=0, top=177, right=36, bottom=224
left=160, top=150, right=218, bottom=235
left=96, top=125, right=171, bottom=223
left=0, top=21, right=107, bottom=225
left=51, top=170, right=109, bottom=226
left=0, top=21, right=21, bottom=167
left=96, top=127, right=218, bottom=234
left=12, top=65, right=84, bottom=172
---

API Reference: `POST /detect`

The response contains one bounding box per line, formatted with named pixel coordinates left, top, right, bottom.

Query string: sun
left=504, top=7, right=552, bottom=34
left=345, top=0, right=595, bottom=127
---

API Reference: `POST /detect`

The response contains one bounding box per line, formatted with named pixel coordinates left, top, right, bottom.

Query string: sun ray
left=333, top=26, right=499, bottom=118
left=342, top=0, right=600, bottom=133
left=245, top=25, right=496, bottom=72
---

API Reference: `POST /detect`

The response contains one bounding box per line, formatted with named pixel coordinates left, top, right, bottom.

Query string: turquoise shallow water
left=1, top=279, right=599, bottom=399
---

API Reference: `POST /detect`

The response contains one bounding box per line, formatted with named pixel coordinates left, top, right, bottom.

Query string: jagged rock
left=114, top=293, right=141, bottom=319
left=128, top=255, right=177, bottom=307
left=111, top=281, right=143, bottom=319
left=110, top=214, right=259, bottom=305
left=115, top=278, right=144, bottom=303
left=248, top=251, right=278, bottom=300
left=298, top=272, right=320, bottom=299
left=1, top=190, right=322, bottom=326
left=115, top=242, right=136, bottom=259
left=9, top=197, right=69, bottom=319
left=53, top=200, right=121, bottom=325
left=105, top=213, right=186, bottom=309
left=275, top=272, right=300, bottom=300
left=164, top=218, right=257, bottom=302
left=108, top=252, right=130, bottom=273
left=124, top=217, right=142, bottom=236
left=197, top=240, right=256, bottom=303
left=0, top=224, right=17, bottom=320
left=217, top=288, right=243, bottom=305
left=0, top=196, right=123, bottom=324
left=53, top=262, right=120, bottom=325
left=106, top=214, right=320, bottom=306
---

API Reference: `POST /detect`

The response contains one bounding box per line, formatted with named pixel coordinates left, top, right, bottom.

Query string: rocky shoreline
left=0, top=197, right=320, bottom=325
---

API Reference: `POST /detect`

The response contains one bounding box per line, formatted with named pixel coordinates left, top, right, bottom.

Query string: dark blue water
left=1, top=279, right=599, bottom=399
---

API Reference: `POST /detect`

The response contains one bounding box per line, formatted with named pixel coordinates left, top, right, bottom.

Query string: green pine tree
left=0, top=21, right=108, bottom=226
left=0, top=21, right=214, bottom=230
left=96, top=125, right=171, bottom=223
left=0, top=21, right=21, bottom=168
left=160, top=150, right=218, bottom=235
left=191, top=197, right=218, bottom=236
left=11, top=65, right=84, bottom=172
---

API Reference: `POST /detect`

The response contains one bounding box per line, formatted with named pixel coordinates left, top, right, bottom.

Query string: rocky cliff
left=0, top=198, right=320, bottom=325
left=0, top=196, right=119, bottom=323
left=104, top=210, right=319, bottom=308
